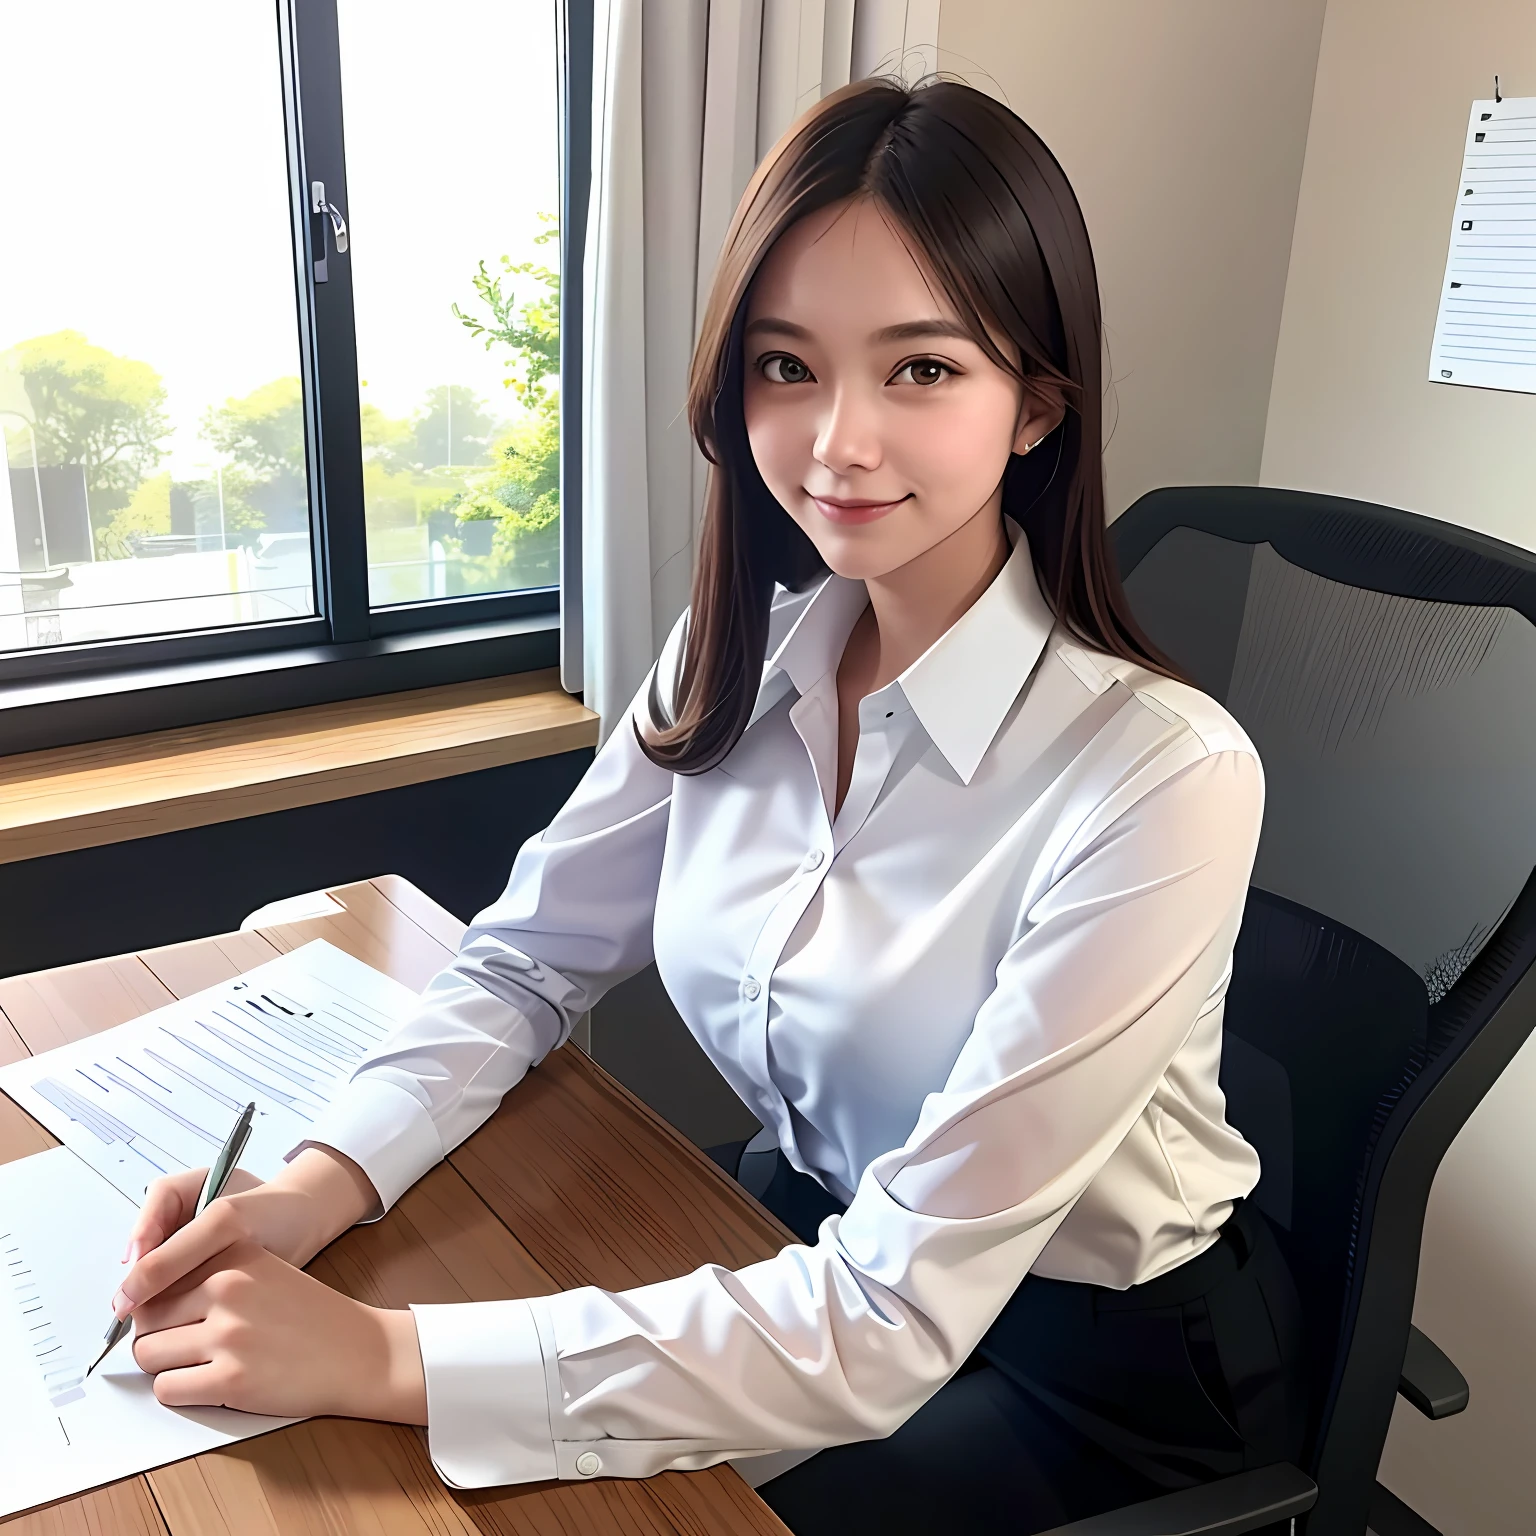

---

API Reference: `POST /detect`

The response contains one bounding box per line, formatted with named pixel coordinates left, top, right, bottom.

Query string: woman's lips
left=809, top=493, right=910, bottom=525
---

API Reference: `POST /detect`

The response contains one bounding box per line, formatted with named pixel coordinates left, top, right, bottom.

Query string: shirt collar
left=758, top=518, right=1058, bottom=783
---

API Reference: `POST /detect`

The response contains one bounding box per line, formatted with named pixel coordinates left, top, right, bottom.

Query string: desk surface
left=0, top=874, right=793, bottom=1536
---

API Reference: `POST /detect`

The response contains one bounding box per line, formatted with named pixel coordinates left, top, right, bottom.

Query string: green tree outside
left=1, top=330, right=170, bottom=496
left=97, top=470, right=173, bottom=559
left=192, top=376, right=309, bottom=550
left=361, top=401, right=414, bottom=471
left=451, top=213, right=561, bottom=580
left=412, top=385, right=497, bottom=470
left=452, top=212, right=560, bottom=409
left=202, top=376, right=305, bottom=482
left=358, top=393, right=463, bottom=542
left=2, top=331, right=171, bottom=556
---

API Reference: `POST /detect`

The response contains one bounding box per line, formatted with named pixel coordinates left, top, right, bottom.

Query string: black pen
left=84, top=1100, right=256, bottom=1379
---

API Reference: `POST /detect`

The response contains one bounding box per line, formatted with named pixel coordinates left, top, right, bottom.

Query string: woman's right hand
left=114, top=1145, right=381, bottom=1327
left=125, top=1166, right=318, bottom=1272
left=123, top=1144, right=381, bottom=1276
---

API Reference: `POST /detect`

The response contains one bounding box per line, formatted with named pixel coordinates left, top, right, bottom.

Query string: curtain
left=571, top=0, right=943, bottom=737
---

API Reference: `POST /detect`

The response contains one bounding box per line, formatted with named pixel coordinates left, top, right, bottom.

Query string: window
left=338, top=0, right=563, bottom=609
left=1, top=3, right=312, bottom=653
left=0, top=0, right=583, bottom=708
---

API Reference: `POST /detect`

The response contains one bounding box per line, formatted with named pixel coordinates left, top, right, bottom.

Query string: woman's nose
left=813, top=387, right=884, bottom=476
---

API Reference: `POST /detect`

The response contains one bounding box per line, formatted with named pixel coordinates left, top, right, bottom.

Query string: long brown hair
left=640, top=75, right=1182, bottom=773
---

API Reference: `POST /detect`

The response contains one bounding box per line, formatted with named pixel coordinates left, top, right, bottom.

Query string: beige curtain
left=573, top=0, right=942, bottom=736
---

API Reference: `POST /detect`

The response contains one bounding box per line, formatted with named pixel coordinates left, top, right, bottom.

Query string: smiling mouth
left=808, top=493, right=911, bottom=525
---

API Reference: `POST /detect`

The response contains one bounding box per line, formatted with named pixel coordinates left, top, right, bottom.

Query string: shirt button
left=802, top=849, right=824, bottom=870
left=575, top=1451, right=602, bottom=1477
left=742, top=977, right=762, bottom=1001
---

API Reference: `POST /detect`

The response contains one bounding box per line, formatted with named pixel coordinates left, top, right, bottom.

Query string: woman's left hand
left=126, top=1238, right=427, bottom=1424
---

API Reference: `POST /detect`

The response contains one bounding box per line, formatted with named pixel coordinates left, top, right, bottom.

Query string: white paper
left=1429, top=97, right=1536, bottom=394
left=0, top=1147, right=298, bottom=1517
left=0, top=940, right=419, bottom=1205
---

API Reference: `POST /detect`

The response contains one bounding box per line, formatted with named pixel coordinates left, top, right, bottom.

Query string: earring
left=1021, top=434, right=1046, bottom=454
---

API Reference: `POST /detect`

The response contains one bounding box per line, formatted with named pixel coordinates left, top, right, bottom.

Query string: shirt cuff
left=410, top=1299, right=558, bottom=1487
left=283, top=1075, right=444, bottom=1220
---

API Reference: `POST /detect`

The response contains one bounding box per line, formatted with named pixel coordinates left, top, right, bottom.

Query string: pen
left=84, top=1099, right=256, bottom=1380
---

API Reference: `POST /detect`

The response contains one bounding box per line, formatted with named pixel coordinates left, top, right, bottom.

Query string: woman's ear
left=1012, top=381, right=1068, bottom=455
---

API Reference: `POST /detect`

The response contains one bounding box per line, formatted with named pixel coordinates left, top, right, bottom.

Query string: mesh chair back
left=1112, top=488, right=1536, bottom=1483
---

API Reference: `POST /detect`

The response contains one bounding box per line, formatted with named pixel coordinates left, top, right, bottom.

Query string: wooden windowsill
left=0, top=669, right=598, bottom=866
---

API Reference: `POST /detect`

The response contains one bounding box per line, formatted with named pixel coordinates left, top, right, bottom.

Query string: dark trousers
left=707, top=1140, right=1306, bottom=1536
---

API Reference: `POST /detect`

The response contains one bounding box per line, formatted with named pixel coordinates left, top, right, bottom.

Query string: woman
left=110, top=77, right=1304, bottom=1532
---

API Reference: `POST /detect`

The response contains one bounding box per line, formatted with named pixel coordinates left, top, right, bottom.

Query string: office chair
left=1038, top=487, right=1536, bottom=1536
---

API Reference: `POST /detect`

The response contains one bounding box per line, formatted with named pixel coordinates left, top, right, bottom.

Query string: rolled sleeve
left=284, top=1075, right=444, bottom=1221
left=410, top=1298, right=558, bottom=1486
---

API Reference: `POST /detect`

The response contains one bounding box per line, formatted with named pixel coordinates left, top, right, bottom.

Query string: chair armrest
left=1036, top=1463, right=1317, bottom=1535
left=1399, top=1325, right=1469, bottom=1419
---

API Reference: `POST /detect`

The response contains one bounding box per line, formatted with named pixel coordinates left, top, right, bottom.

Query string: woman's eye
left=761, top=354, right=813, bottom=384
left=892, top=359, right=954, bottom=387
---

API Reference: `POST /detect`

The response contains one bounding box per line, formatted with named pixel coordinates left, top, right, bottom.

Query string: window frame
left=0, top=0, right=589, bottom=750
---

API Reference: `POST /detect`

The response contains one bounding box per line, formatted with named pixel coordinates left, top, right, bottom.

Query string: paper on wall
left=1429, top=97, right=1536, bottom=394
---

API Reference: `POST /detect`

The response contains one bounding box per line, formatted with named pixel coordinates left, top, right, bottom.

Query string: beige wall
left=937, top=0, right=1328, bottom=520
left=1261, top=0, right=1536, bottom=547
left=940, top=5, right=1536, bottom=1532
left=1263, top=2, right=1536, bottom=1531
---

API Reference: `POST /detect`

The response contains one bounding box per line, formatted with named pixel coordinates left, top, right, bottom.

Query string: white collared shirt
left=287, top=522, right=1265, bottom=1490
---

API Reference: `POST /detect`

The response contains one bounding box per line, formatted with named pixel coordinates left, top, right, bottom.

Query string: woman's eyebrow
left=743, top=317, right=813, bottom=340
left=743, top=316, right=975, bottom=344
left=871, top=319, right=974, bottom=344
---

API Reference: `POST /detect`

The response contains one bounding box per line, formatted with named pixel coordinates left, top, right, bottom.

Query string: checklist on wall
left=1428, top=97, right=1536, bottom=395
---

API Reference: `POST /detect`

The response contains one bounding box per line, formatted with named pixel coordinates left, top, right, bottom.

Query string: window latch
left=311, top=181, right=349, bottom=283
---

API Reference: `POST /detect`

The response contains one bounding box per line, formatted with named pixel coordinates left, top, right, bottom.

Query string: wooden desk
left=0, top=875, right=794, bottom=1536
